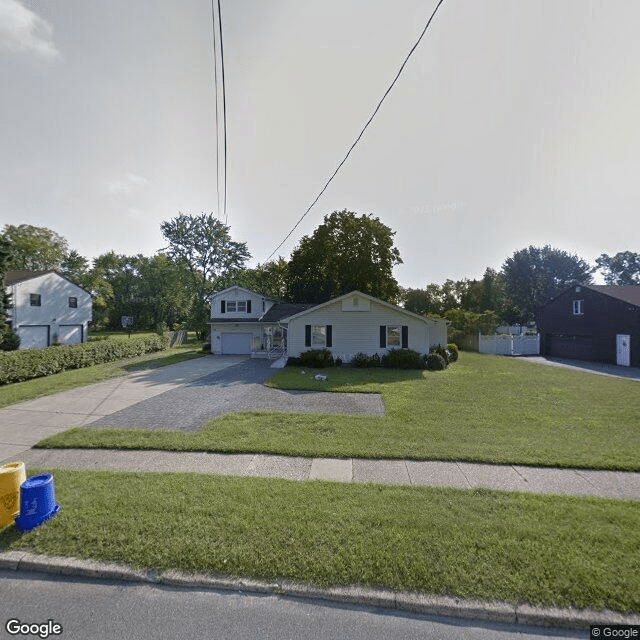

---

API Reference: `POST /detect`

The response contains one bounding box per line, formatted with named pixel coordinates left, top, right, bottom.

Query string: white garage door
left=221, top=333, right=251, bottom=354
left=60, top=325, right=83, bottom=345
left=19, top=326, right=49, bottom=349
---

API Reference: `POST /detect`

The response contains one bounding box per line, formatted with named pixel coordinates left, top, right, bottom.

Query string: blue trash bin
left=15, top=474, right=60, bottom=532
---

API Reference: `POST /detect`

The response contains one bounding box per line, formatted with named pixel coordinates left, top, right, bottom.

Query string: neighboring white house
left=283, top=290, right=447, bottom=361
left=5, top=270, right=92, bottom=349
left=209, top=287, right=448, bottom=361
left=208, top=286, right=312, bottom=356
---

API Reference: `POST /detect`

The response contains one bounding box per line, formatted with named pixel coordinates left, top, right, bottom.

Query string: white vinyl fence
left=479, top=333, right=540, bottom=356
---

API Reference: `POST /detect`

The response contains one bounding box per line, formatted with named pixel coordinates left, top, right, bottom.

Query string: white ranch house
left=5, top=270, right=92, bottom=349
left=209, top=287, right=447, bottom=361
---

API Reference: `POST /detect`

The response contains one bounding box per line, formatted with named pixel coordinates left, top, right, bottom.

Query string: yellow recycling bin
left=0, top=461, right=27, bottom=527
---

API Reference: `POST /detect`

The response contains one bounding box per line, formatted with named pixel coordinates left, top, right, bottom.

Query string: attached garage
left=545, top=334, right=593, bottom=361
left=221, top=332, right=252, bottom=354
left=59, top=325, right=83, bottom=345
left=18, top=326, right=50, bottom=349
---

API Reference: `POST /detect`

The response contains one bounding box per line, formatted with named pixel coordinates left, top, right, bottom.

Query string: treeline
left=2, top=213, right=638, bottom=344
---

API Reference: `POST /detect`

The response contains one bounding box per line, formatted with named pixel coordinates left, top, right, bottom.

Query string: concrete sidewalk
left=14, top=447, right=640, bottom=500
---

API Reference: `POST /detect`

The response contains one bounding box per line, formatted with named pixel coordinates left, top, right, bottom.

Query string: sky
left=1, top=0, right=639, bottom=288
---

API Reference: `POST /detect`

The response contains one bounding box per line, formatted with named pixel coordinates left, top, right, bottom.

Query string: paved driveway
left=89, top=358, right=384, bottom=431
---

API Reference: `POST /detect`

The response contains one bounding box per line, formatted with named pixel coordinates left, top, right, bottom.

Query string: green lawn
left=1, top=468, right=638, bottom=613
left=37, top=353, right=640, bottom=470
left=0, top=343, right=204, bottom=409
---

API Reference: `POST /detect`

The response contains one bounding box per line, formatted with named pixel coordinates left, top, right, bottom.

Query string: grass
left=0, top=343, right=205, bottom=409
left=1, top=468, right=638, bottom=613
left=37, top=353, right=640, bottom=470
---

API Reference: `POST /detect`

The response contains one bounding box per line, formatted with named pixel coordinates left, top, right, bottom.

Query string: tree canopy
left=161, top=213, right=250, bottom=336
left=594, top=251, right=640, bottom=285
left=502, top=245, right=592, bottom=322
left=1, top=224, right=70, bottom=271
left=286, top=210, right=402, bottom=304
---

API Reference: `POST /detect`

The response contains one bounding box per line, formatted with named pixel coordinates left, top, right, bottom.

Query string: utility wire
left=217, top=0, right=228, bottom=225
left=211, top=0, right=221, bottom=218
left=265, top=0, right=446, bottom=263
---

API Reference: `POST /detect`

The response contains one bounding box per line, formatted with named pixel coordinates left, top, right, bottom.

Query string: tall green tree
left=286, top=210, right=402, bottom=304
left=502, top=245, right=592, bottom=322
left=161, top=213, right=250, bottom=337
left=1, top=224, right=69, bottom=271
left=229, top=257, right=290, bottom=300
left=0, top=237, right=20, bottom=350
left=594, top=251, right=640, bottom=285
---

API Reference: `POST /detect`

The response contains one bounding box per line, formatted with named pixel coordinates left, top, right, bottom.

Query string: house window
left=380, top=325, right=409, bottom=349
left=387, top=326, right=401, bottom=347
left=312, top=325, right=326, bottom=346
left=237, top=301, right=246, bottom=312
left=226, top=301, right=236, bottom=312
left=30, top=294, right=41, bottom=307
left=305, top=324, right=333, bottom=348
left=573, top=300, right=584, bottom=315
left=69, top=297, right=78, bottom=308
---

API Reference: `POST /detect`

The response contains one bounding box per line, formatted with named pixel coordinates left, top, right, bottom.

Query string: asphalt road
left=0, top=571, right=586, bottom=640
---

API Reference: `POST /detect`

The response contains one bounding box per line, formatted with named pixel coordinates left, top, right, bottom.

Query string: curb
left=1, top=551, right=639, bottom=630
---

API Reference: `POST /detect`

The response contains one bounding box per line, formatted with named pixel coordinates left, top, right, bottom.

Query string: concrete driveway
left=0, top=356, right=383, bottom=463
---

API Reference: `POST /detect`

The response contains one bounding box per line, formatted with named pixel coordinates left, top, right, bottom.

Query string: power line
left=217, top=0, right=228, bottom=225
left=211, top=0, right=220, bottom=218
left=211, top=0, right=228, bottom=225
left=265, top=0, right=446, bottom=263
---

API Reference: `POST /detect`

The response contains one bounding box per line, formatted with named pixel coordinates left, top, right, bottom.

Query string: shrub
left=424, top=352, right=446, bottom=371
left=0, top=335, right=169, bottom=385
left=430, top=345, right=450, bottom=365
left=381, top=348, right=422, bottom=370
left=298, top=348, right=334, bottom=368
left=351, top=352, right=381, bottom=368
left=286, top=356, right=302, bottom=367
left=446, top=342, right=459, bottom=362
left=0, top=329, right=20, bottom=351
left=202, top=342, right=211, bottom=353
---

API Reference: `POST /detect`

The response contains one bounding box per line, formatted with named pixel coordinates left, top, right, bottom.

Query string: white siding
left=210, top=286, right=274, bottom=320
left=210, top=323, right=264, bottom=354
left=9, top=273, right=92, bottom=349
left=287, top=296, right=446, bottom=361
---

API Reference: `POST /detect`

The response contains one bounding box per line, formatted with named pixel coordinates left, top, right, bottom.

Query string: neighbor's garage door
left=18, top=326, right=49, bottom=349
left=221, top=333, right=251, bottom=354
left=60, top=325, right=83, bottom=345
left=546, top=334, right=593, bottom=361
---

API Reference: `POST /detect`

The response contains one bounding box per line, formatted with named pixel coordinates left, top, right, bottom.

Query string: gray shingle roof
left=588, top=285, right=640, bottom=306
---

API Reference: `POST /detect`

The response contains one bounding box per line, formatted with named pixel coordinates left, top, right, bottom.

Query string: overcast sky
left=1, top=0, right=639, bottom=288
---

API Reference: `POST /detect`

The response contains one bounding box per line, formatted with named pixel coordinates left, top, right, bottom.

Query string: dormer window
left=237, top=301, right=246, bottom=312
left=573, top=300, right=584, bottom=315
left=226, top=301, right=236, bottom=313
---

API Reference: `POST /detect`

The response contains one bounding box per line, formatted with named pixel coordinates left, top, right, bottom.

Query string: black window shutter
left=221, top=300, right=226, bottom=314
left=380, top=326, right=386, bottom=348
left=247, top=300, right=251, bottom=314
left=305, top=325, right=311, bottom=347
left=326, top=325, right=332, bottom=347
left=402, top=325, right=408, bottom=349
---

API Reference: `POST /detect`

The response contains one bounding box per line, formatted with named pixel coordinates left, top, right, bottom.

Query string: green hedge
left=0, top=335, right=169, bottom=385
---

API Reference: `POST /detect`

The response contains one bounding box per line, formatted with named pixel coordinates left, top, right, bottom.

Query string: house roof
left=4, top=270, right=92, bottom=295
left=587, top=284, right=640, bottom=307
left=278, top=290, right=438, bottom=324
left=261, top=302, right=315, bottom=322
left=4, top=270, right=55, bottom=286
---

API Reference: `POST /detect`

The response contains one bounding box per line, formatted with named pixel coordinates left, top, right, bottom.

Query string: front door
left=616, top=334, right=630, bottom=366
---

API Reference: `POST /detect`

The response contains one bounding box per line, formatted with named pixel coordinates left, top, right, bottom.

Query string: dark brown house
left=535, top=284, right=640, bottom=367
